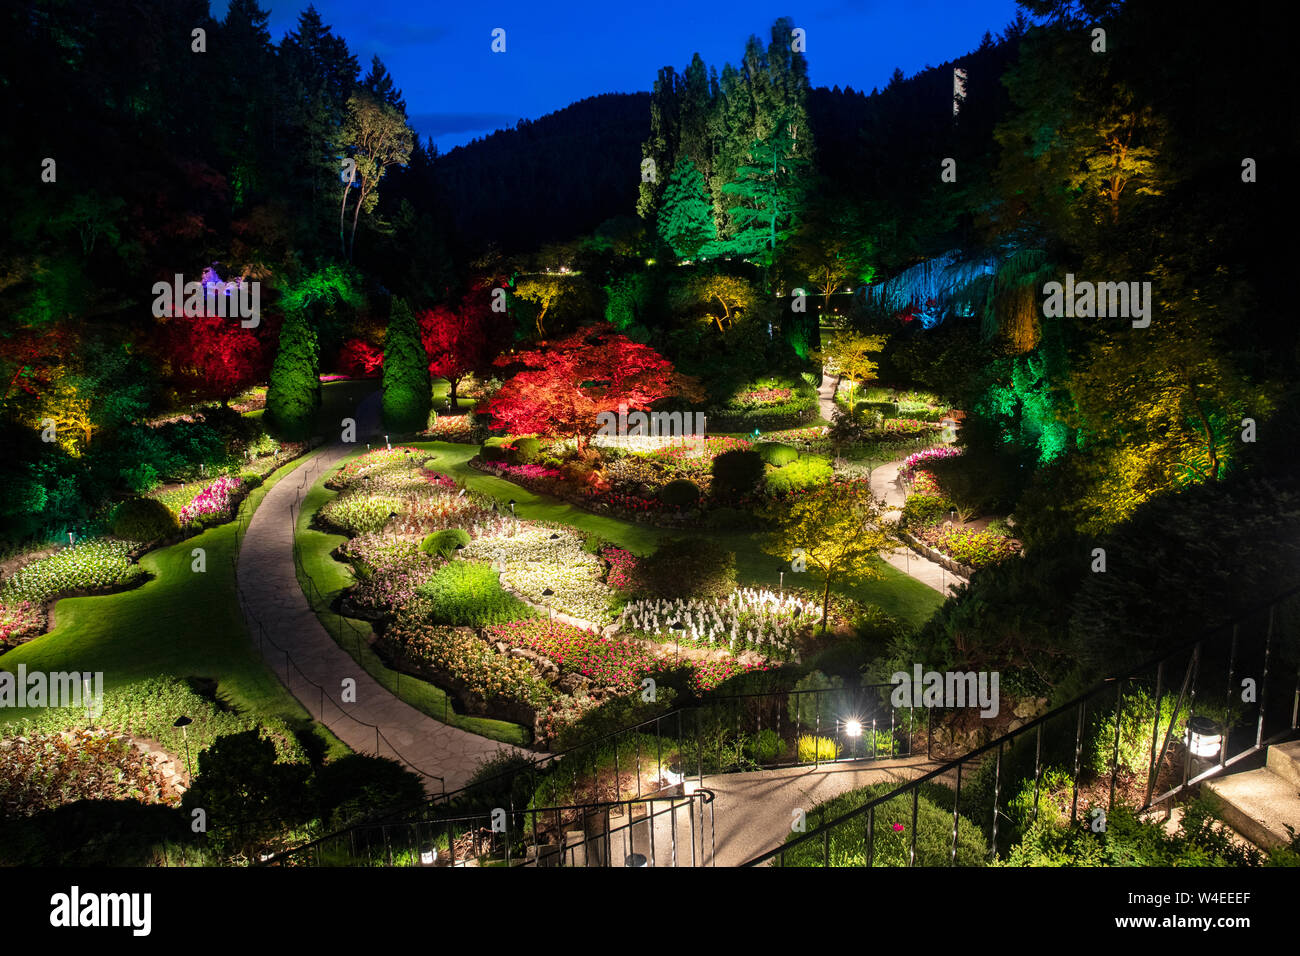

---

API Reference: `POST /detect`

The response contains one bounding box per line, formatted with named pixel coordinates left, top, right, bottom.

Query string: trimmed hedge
left=111, top=498, right=181, bottom=542
left=507, top=436, right=542, bottom=465
left=658, top=479, right=701, bottom=508
left=711, top=449, right=765, bottom=501
left=757, top=442, right=799, bottom=467
left=420, top=528, right=471, bottom=559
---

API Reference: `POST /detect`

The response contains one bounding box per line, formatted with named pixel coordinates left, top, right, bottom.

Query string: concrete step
left=1205, top=767, right=1300, bottom=851
left=1266, top=740, right=1300, bottom=791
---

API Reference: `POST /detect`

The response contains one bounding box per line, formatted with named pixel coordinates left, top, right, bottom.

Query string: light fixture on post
left=385, top=434, right=391, bottom=450
left=454, top=543, right=465, bottom=559
left=541, top=587, right=555, bottom=621
left=1186, top=716, right=1223, bottom=760
left=776, top=565, right=785, bottom=595
left=508, top=499, right=516, bottom=516
left=173, top=716, right=193, bottom=778
left=67, top=529, right=75, bottom=546
left=670, top=622, right=684, bottom=663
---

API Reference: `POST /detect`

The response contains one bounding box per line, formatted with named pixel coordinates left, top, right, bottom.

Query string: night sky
left=215, top=0, right=1021, bottom=153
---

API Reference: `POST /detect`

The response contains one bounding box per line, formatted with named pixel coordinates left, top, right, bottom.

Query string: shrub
left=749, top=728, right=787, bottom=763
left=381, top=298, right=432, bottom=433
left=632, top=538, right=736, bottom=600
left=414, top=561, right=536, bottom=627
left=312, top=755, right=425, bottom=830
left=658, top=479, right=701, bottom=508
left=711, top=449, right=764, bottom=501
left=265, top=307, right=321, bottom=441
left=783, top=782, right=987, bottom=866
left=111, top=498, right=180, bottom=542
left=507, top=436, right=542, bottom=465
left=757, top=442, right=799, bottom=467
left=704, top=506, right=755, bottom=531
left=1084, top=689, right=1192, bottom=777
left=797, top=734, right=839, bottom=762
left=420, top=457, right=439, bottom=471
left=238, top=471, right=264, bottom=489
left=788, top=670, right=845, bottom=731
left=420, top=528, right=471, bottom=559
left=765, top=456, right=833, bottom=495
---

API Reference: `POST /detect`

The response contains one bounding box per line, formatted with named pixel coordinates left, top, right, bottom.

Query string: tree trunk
left=821, top=574, right=831, bottom=636
left=348, top=181, right=367, bottom=262
left=339, top=180, right=351, bottom=259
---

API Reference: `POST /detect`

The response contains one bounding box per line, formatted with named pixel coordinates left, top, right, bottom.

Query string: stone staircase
left=1205, top=739, right=1300, bottom=851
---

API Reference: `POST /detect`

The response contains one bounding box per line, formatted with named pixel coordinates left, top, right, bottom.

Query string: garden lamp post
left=67, top=529, right=75, bottom=546
left=388, top=511, right=398, bottom=544
left=173, top=716, right=193, bottom=778
left=776, top=565, right=785, bottom=595
left=385, top=434, right=391, bottom=450
left=542, top=588, right=555, bottom=621
left=671, top=622, right=684, bottom=664
left=508, top=499, right=516, bottom=517
left=454, top=543, right=465, bottom=560
left=1187, top=716, right=1223, bottom=761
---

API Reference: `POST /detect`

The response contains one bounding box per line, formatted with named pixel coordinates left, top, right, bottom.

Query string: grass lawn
left=412, top=440, right=944, bottom=628
left=0, top=379, right=381, bottom=750
left=291, top=452, right=530, bottom=746
left=0, top=456, right=347, bottom=759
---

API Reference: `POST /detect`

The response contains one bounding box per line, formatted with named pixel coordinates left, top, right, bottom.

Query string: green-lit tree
left=265, top=308, right=321, bottom=440
left=381, top=297, right=431, bottom=432
left=714, top=120, right=810, bottom=268
left=656, top=158, right=716, bottom=257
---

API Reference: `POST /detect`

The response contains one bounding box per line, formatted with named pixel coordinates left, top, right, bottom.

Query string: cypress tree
left=657, top=158, right=716, bottom=257
left=265, top=307, right=321, bottom=440
left=381, top=297, right=431, bottom=432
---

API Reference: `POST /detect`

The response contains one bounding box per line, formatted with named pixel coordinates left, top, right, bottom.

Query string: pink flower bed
left=422, top=416, right=474, bottom=442
left=0, top=599, right=42, bottom=645
left=689, top=658, right=773, bottom=694
left=485, top=619, right=657, bottom=694
left=178, top=475, right=241, bottom=526
left=900, top=446, right=961, bottom=479
left=601, top=546, right=638, bottom=589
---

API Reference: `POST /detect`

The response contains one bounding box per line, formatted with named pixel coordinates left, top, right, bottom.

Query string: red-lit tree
left=487, top=324, right=702, bottom=453
left=418, top=285, right=510, bottom=405
left=162, top=315, right=264, bottom=404
left=337, top=337, right=384, bottom=377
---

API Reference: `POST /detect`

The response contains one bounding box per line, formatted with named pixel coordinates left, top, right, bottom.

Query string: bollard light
left=420, top=847, right=438, bottom=866
left=1187, top=716, right=1223, bottom=759
left=845, top=719, right=863, bottom=738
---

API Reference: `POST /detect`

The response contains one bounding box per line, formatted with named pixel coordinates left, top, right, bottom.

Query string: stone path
left=237, top=394, right=528, bottom=795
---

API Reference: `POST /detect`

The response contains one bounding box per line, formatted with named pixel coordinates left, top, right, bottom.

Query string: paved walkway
left=237, top=394, right=528, bottom=794
left=819, top=372, right=961, bottom=597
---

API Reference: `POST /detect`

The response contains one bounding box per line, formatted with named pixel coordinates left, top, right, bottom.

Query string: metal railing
left=262, top=789, right=716, bottom=867
left=743, top=585, right=1300, bottom=866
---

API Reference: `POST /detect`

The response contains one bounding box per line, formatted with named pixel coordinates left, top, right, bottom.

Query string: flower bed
left=485, top=619, right=657, bottom=695
left=1, top=538, right=144, bottom=611
left=419, top=416, right=474, bottom=442
left=618, top=588, right=823, bottom=659
left=461, top=526, right=617, bottom=624
left=601, top=547, right=637, bottom=590
left=690, top=657, right=773, bottom=694
left=177, top=474, right=242, bottom=527
left=734, top=386, right=794, bottom=408
left=0, top=729, right=177, bottom=818
left=914, top=525, right=1020, bottom=570
left=900, top=445, right=962, bottom=479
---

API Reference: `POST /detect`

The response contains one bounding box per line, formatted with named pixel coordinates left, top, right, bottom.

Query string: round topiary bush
left=711, top=449, right=765, bottom=501
left=481, top=437, right=510, bottom=463
left=506, top=436, right=542, bottom=466
left=111, top=498, right=181, bottom=542
left=420, top=528, right=471, bottom=559
left=658, top=479, right=701, bottom=508
left=757, top=442, right=799, bottom=467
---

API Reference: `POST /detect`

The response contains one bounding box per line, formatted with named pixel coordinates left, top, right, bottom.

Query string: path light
left=844, top=719, right=863, bottom=738
left=670, top=621, right=685, bottom=663
left=385, top=435, right=391, bottom=450
left=508, top=499, right=516, bottom=515
left=949, top=507, right=957, bottom=524
left=420, top=847, right=438, bottom=866
left=776, top=565, right=785, bottom=594
left=173, top=716, right=193, bottom=778
left=625, top=853, right=648, bottom=867
left=1187, top=716, right=1223, bottom=759
left=663, top=762, right=683, bottom=787
left=549, top=533, right=560, bottom=540
left=541, top=587, right=555, bottom=621
left=67, top=529, right=75, bottom=546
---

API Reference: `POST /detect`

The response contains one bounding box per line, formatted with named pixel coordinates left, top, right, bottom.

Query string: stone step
left=1205, top=767, right=1300, bottom=851
left=1266, top=740, right=1300, bottom=791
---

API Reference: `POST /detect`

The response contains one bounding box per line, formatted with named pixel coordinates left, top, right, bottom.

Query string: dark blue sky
left=217, top=0, right=1022, bottom=154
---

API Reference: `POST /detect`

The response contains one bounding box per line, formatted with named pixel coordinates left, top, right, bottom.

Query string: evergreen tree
left=362, top=54, right=406, bottom=113
left=656, top=158, right=716, bottom=257
left=266, top=308, right=321, bottom=440
left=381, top=298, right=431, bottom=432
left=715, top=120, right=810, bottom=267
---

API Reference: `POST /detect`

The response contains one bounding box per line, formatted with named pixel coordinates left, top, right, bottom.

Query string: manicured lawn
left=292, top=454, right=531, bottom=746
left=0, top=457, right=347, bottom=759
left=412, top=441, right=944, bottom=628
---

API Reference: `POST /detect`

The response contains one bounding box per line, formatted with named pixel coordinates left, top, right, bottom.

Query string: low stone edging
left=895, top=528, right=974, bottom=581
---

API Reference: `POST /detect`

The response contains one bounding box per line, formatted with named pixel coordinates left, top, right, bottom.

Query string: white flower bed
left=460, top=526, right=617, bottom=624
left=619, top=587, right=822, bottom=658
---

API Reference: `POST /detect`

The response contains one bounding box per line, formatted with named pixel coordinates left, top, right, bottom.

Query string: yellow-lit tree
left=514, top=275, right=572, bottom=337
left=762, top=482, right=893, bottom=633
left=36, top=367, right=95, bottom=454
left=822, top=331, right=887, bottom=404
left=687, top=274, right=755, bottom=333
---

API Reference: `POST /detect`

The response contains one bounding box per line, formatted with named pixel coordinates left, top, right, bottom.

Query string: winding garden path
left=818, top=372, right=961, bottom=597
left=236, top=394, right=528, bottom=794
